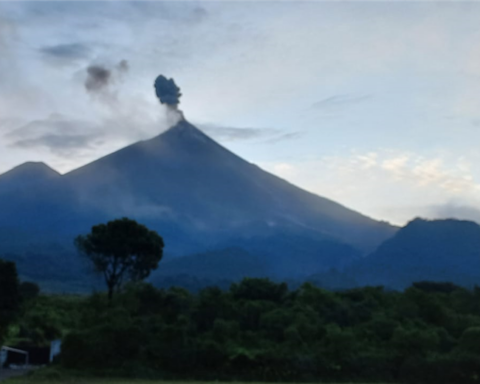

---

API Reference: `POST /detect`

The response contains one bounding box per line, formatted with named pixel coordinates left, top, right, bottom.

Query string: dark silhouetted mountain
left=153, top=248, right=268, bottom=281
left=217, top=231, right=361, bottom=277
left=0, top=162, right=60, bottom=195
left=347, top=218, right=480, bottom=289
left=60, top=121, right=396, bottom=252
left=0, top=120, right=396, bottom=291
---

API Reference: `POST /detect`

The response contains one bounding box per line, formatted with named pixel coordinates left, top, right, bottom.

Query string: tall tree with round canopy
left=75, top=218, right=164, bottom=300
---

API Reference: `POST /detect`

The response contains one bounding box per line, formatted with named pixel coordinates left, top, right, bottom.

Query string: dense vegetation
left=5, top=278, right=478, bottom=383
left=0, top=259, right=20, bottom=344
left=4, top=242, right=480, bottom=384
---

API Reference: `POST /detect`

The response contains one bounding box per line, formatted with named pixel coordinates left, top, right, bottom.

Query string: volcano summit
left=0, top=77, right=397, bottom=290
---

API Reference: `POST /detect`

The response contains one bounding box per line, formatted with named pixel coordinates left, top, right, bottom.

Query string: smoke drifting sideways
left=85, top=60, right=129, bottom=93
left=85, top=66, right=111, bottom=92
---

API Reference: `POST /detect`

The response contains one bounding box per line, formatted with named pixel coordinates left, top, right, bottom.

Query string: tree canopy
left=53, top=279, right=480, bottom=383
left=75, top=218, right=164, bottom=300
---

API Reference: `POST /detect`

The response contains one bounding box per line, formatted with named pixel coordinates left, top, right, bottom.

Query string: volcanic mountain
left=348, top=218, right=480, bottom=289
left=0, top=161, right=60, bottom=194
left=0, top=120, right=397, bottom=288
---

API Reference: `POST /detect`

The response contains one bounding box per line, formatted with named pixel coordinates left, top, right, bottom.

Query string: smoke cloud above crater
left=154, top=75, right=181, bottom=108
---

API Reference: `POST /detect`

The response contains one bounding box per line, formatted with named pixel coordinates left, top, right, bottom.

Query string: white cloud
left=273, top=162, right=296, bottom=177
left=259, top=149, right=480, bottom=225
left=356, top=152, right=378, bottom=170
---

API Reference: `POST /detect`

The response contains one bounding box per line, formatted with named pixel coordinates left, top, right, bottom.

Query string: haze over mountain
left=2, top=118, right=480, bottom=291
left=2, top=73, right=479, bottom=292
left=62, top=120, right=396, bottom=252
left=0, top=162, right=60, bottom=195
left=0, top=112, right=397, bottom=288
left=347, top=218, right=480, bottom=289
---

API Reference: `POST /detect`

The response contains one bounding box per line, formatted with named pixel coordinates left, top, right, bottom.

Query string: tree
left=231, top=278, right=288, bottom=302
left=19, top=281, right=40, bottom=302
left=75, top=218, right=164, bottom=301
left=458, top=327, right=480, bottom=354
left=0, top=259, right=20, bottom=344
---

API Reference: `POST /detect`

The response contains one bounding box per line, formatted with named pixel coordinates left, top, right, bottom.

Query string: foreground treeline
left=0, top=259, right=43, bottom=346
left=4, top=266, right=480, bottom=383
left=39, top=279, right=479, bottom=383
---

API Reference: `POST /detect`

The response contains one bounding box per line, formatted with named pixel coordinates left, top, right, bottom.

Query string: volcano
left=0, top=119, right=397, bottom=289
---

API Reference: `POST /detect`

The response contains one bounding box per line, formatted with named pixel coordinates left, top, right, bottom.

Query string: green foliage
left=0, top=258, right=20, bottom=344
left=13, top=278, right=480, bottom=383
left=458, top=326, right=480, bottom=354
left=6, top=294, right=82, bottom=347
left=75, top=218, right=164, bottom=300
left=231, top=278, right=288, bottom=302
left=19, top=282, right=40, bottom=302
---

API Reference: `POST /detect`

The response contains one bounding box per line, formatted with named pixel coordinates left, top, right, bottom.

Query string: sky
left=1, top=1, right=480, bottom=226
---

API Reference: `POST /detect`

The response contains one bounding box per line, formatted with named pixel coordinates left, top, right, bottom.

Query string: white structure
left=0, top=347, right=6, bottom=367
left=0, top=346, right=29, bottom=368
left=49, top=340, right=61, bottom=363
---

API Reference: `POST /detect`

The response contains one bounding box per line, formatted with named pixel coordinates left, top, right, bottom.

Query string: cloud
left=0, top=118, right=24, bottom=133
left=311, top=94, right=372, bottom=111
left=258, top=150, right=480, bottom=226
left=0, top=16, right=15, bottom=49
left=199, top=124, right=278, bottom=141
left=427, top=203, right=480, bottom=224
left=2, top=105, right=177, bottom=173
left=263, top=132, right=303, bottom=144
left=272, top=162, right=296, bottom=178
left=198, top=124, right=302, bottom=144
left=5, top=114, right=103, bottom=156
left=12, top=134, right=100, bottom=154
left=381, top=154, right=477, bottom=194
left=325, top=150, right=480, bottom=195
left=191, top=6, right=208, bottom=23
left=40, top=43, right=91, bottom=61
left=117, top=59, right=129, bottom=72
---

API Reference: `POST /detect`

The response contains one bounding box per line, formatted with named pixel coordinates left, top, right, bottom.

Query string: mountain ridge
left=0, top=119, right=397, bottom=290
left=347, top=217, right=480, bottom=289
left=0, top=161, right=61, bottom=194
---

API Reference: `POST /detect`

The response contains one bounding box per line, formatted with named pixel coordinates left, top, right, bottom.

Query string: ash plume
left=117, top=59, right=129, bottom=73
left=154, top=75, right=184, bottom=124
left=85, top=65, right=111, bottom=92
left=85, top=60, right=129, bottom=93
left=154, top=75, right=182, bottom=108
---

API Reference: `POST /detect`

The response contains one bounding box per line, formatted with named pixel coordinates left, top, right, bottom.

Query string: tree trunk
left=108, top=284, right=114, bottom=302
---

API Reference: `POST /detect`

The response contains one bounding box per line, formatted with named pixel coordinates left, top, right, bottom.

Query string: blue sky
left=1, top=1, right=480, bottom=225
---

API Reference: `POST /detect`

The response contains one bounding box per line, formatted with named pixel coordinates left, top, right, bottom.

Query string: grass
left=6, top=380, right=167, bottom=384
left=6, top=381, right=384, bottom=384
left=2, top=368, right=385, bottom=384
left=3, top=372, right=384, bottom=384
left=7, top=381, right=246, bottom=384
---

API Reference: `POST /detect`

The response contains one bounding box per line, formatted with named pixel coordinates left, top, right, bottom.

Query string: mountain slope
left=153, top=248, right=269, bottom=281
left=62, top=120, right=396, bottom=254
left=0, top=162, right=60, bottom=195
left=348, top=218, right=480, bottom=289
left=0, top=120, right=397, bottom=290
